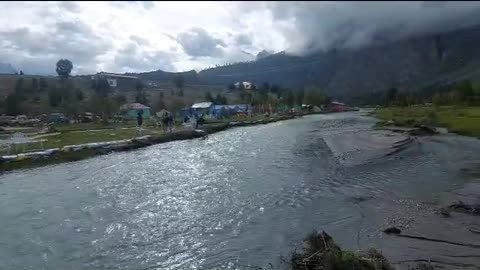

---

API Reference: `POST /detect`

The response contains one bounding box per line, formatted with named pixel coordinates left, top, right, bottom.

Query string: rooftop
left=120, top=103, right=150, bottom=110
left=191, top=102, right=213, bottom=109
left=96, top=72, right=139, bottom=79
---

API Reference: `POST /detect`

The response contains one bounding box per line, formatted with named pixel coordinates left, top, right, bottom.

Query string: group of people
left=160, top=112, right=175, bottom=133
left=183, top=113, right=205, bottom=129
left=135, top=110, right=206, bottom=133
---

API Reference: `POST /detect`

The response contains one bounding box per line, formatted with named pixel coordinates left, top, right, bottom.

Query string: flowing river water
left=1, top=111, right=480, bottom=270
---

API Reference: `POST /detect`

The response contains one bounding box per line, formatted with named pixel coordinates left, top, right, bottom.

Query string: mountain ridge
left=125, top=23, right=480, bottom=99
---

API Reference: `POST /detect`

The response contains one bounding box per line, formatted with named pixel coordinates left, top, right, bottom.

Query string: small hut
left=120, top=103, right=151, bottom=119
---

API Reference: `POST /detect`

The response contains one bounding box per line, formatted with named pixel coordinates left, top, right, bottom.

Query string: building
left=329, top=101, right=346, bottom=112
left=119, top=103, right=151, bottom=119
left=92, top=72, right=139, bottom=89
left=234, top=81, right=255, bottom=90
left=211, top=104, right=251, bottom=118
left=191, top=102, right=214, bottom=116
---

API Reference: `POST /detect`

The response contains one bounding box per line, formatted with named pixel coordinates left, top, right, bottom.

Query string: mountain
left=256, top=50, right=273, bottom=60
left=125, top=24, right=480, bottom=101
left=0, top=63, right=17, bottom=74
left=196, top=24, right=480, bottom=100
left=126, top=69, right=198, bottom=83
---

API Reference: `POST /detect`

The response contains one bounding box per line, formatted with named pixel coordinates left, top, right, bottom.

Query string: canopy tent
left=120, top=103, right=151, bottom=119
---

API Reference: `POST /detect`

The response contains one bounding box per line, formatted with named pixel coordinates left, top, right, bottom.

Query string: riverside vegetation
left=369, top=79, right=480, bottom=138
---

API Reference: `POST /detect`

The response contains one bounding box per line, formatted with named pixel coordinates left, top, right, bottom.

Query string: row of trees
left=4, top=77, right=51, bottom=115
left=361, top=79, right=480, bottom=107
left=205, top=92, right=228, bottom=104
left=431, top=80, right=479, bottom=106
left=226, top=81, right=331, bottom=113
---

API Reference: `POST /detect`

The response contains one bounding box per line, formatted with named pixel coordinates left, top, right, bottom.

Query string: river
left=1, top=111, right=479, bottom=270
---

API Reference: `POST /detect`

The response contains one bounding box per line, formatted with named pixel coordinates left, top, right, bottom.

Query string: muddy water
left=0, top=111, right=479, bottom=270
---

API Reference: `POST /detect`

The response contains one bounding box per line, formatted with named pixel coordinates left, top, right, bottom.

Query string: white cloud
left=0, top=1, right=267, bottom=74
left=0, top=1, right=479, bottom=75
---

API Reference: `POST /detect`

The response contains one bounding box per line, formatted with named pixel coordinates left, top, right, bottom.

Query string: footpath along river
left=1, top=111, right=479, bottom=270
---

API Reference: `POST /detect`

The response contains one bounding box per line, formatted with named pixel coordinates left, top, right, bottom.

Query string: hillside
left=0, top=74, right=236, bottom=116
left=127, top=70, right=199, bottom=83
left=195, top=24, right=480, bottom=100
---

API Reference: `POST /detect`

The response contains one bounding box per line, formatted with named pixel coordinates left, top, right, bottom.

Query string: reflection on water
left=1, top=112, right=480, bottom=270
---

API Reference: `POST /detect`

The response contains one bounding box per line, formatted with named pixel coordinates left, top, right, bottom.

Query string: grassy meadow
left=374, top=106, right=480, bottom=138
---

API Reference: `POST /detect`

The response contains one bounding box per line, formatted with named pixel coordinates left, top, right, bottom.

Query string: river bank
left=0, top=114, right=298, bottom=172
left=372, top=106, right=480, bottom=138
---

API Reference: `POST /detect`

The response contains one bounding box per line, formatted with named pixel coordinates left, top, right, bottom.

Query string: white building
left=234, top=81, right=255, bottom=90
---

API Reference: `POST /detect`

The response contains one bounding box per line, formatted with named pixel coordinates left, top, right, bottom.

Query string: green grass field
left=374, top=106, right=480, bottom=138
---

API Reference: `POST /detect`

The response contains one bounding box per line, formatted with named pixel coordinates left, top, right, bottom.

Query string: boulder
left=383, top=227, right=402, bottom=234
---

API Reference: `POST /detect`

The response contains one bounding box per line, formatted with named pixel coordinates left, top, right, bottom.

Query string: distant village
left=109, top=74, right=345, bottom=122
left=0, top=68, right=348, bottom=126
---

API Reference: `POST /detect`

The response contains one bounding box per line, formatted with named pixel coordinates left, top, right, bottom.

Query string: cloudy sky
left=1, top=1, right=480, bottom=75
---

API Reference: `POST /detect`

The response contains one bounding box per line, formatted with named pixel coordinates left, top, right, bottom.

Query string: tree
left=61, top=79, right=75, bottom=101
left=205, top=91, right=214, bottom=102
left=89, top=95, right=117, bottom=123
left=31, top=78, right=39, bottom=91
left=239, top=90, right=249, bottom=102
left=159, top=91, right=164, bottom=98
left=304, top=88, right=327, bottom=106
left=169, top=98, right=186, bottom=113
left=55, top=59, right=73, bottom=79
left=92, top=77, right=111, bottom=98
left=155, top=93, right=166, bottom=112
left=5, top=93, right=22, bottom=115
left=270, top=84, right=282, bottom=96
left=135, top=91, right=149, bottom=105
left=135, top=80, right=144, bottom=92
left=170, top=89, right=175, bottom=96
left=262, top=82, right=270, bottom=91
left=455, top=79, right=474, bottom=104
left=39, top=77, right=48, bottom=91
left=75, top=88, right=84, bottom=101
left=215, top=93, right=227, bottom=104
left=432, top=93, right=442, bottom=107
left=296, top=88, right=305, bottom=105
left=173, top=74, right=185, bottom=92
left=14, top=78, right=25, bottom=99
left=385, top=87, right=398, bottom=105
left=48, top=86, right=63, bottom=107
left=228, top=83, right=236, bottom=91
left=62, top=96, right=82, bottom=123
left=177, top=88, right=184, bottom=97
left=282, top=89, right=295, bottom=108
left=134, top=80, right=149, bottom=105
left=19, top=70, right=24, bottom=75
left=113, top=94, right=127, bottom=104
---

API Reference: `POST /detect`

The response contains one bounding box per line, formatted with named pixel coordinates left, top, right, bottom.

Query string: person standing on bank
left=137, top=109, right=144, bottom=127
left=135, top=109, right=144, bottom=137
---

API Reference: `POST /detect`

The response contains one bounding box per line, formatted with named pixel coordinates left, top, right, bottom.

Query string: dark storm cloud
left=176, top=27, right=226, bottom=57
left=258, top=1, right=480, bottom=54
left=114, top=43, right=174, bottom=72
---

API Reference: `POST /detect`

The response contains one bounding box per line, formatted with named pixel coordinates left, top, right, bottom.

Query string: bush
left=291, top=231, right=394, bottom=270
